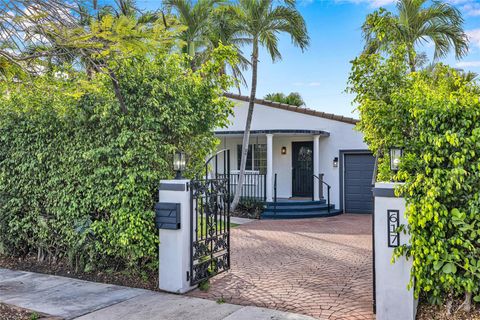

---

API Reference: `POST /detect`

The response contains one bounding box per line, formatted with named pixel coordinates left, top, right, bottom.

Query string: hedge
left=349, top=47, right=480, bottom=307
left=0, top=48, right=235, bottom=272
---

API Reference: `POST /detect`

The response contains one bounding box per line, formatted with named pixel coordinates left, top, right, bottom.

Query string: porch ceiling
left=214, top=129, right=330, bottom=137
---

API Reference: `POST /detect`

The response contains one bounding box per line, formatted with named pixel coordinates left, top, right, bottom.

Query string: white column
left=266, top=134, right=273, bottom=202
left=313, top=135, right=320, bottom=201
left=158, top=179, right=196, bottom=293
left=374, top=182, right=417, bottom=320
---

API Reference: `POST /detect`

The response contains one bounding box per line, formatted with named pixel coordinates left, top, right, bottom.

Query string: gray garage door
left=344, top=153, right=375, bottom=214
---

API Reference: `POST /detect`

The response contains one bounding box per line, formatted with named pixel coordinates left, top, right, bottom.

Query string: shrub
left=0, top=46, right=236, bottom=272
left=234, top=199, right=265, bottom=219
left=349, top=48, right=480, bottom=307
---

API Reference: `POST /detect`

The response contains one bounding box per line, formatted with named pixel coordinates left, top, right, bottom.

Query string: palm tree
left=163, top=0, right=223, bottom=63
left=229, top=0, right=309, bottom=210
left=362, top=0, right=468, bottom=72
left=205, top=6, right=251, bottom=90
left=265, top=92, right=305, bottom=106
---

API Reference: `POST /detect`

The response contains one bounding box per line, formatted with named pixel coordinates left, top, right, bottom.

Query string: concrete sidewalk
left=0, top=268, right=314, bottom=320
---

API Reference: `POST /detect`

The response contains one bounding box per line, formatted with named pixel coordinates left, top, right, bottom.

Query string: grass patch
left=196, top=217, right=238, bottom=238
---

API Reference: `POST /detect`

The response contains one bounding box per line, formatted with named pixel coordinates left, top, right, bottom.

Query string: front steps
left=261, top=199, right=342, bottom=219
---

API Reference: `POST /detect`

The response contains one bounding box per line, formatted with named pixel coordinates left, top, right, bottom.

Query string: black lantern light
left=333, top=157, right=339, bottom=168
left=173, top=151, right=186, bottom=179
left=281, top=146, right=287, bottom=155
left=389, top=147, right=403, bottom=171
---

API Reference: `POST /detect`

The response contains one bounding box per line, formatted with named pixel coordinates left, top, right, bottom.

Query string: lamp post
left=389, top=147, right=403, bottom=172
left=173, top=151, right=186, bottom=179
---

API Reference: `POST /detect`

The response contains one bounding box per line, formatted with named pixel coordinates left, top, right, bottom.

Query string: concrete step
left=263, top=204, right=334, bottom=213
left=261, top=209, right=343, bottom=220
left=265, top=200, right=326, bottom=207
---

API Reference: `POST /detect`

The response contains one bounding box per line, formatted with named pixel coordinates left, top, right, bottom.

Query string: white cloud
left=447, top=0, right=480, bottom=16
left=299, top=0, right=314, bottom=6
left=308, top=82, right=322, bottom=87
left=462, top=2, right=480, bottom=16
left=456, top=61, right=480, bottom=68
left=334, top=0, right=396, bottom=8
left=466, top=29, right=480, bottom=48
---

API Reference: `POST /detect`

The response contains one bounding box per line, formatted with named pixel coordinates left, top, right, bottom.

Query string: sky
left=136, top=0, right=480, bottom=117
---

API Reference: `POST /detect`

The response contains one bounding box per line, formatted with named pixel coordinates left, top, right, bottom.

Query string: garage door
left=344, top=153, right=375, bottom=214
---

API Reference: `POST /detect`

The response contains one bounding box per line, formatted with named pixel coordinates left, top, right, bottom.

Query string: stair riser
left=265, top=200, right=326, bottom=207
left=263, top=206, right=334, bottom=213
left=261, top=210, right=343, bottom=220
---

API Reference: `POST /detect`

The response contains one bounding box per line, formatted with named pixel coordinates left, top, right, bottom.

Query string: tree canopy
left=264, top=92, right=305, bottom=106
left=362, top=0, right=468, bottom=71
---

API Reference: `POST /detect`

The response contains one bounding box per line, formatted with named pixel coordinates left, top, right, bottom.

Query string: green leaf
left=442, top=263, right=457, bottom=274
left=433, top=261, right=444, bottom=271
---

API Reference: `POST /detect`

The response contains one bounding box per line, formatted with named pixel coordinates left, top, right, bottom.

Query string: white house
left=215, top=93, right=375, bottom=217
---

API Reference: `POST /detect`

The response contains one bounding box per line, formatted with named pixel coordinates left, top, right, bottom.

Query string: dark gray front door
left=344, top=153, right=375, bottom=214
left=292, top=142, right=313, bottom=197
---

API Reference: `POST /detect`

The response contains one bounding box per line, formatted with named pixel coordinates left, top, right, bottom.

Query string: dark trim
left=224, top=93, right=359, bottom=125
left=372, top=187, right=398, bottom=198
left=215, top=129, right=330, bottom=137
left=159, top=183, right=186, bottom=191
left=338, top=149, right=373, bottom=212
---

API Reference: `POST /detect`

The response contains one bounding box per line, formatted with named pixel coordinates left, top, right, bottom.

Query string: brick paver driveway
left=189, top=214, right=374, bottom=320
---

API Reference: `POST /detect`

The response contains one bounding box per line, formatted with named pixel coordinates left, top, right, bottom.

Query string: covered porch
left=215, top=129, right=331, bottom=203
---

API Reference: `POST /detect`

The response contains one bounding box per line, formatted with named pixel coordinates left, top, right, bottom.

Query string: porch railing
left=221, top=173, right=266, bottom=202
left=313, top=174, right=331, bottom=212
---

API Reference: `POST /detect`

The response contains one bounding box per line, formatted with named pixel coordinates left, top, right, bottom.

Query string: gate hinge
left=186, top=271, right=190, bottom=281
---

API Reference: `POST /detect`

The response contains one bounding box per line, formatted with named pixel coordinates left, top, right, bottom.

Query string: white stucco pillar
left=266, top=134, right=273, bottom=202
left=157, top=179, right=196, bottom=293
left=374, top=182, right=417, bottom=320
left=313, top=135, right=320, bottom=201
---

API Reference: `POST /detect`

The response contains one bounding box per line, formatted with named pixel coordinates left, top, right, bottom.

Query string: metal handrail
left=273, top=173, right=278, bottom=215
left=313, top=174, right=331, bottom=213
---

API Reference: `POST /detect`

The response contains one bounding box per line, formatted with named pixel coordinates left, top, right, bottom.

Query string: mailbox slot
left=155, top=203, right=181, bottom=230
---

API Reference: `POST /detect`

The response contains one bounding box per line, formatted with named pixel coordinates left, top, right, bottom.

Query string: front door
left=292, top=141, right=313, bottom=197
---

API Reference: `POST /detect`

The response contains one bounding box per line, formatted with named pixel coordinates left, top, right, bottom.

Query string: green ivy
left=0, top=45, right=236, bottom=272
left=349, top=48, right=480, bottom=304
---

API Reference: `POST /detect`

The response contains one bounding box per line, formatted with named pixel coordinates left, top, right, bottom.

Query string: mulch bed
left=417, top=299, right=480, bottom=320
left=0, top=303, right=58, bottom=320
left=0, top=255, right=159, bottom=292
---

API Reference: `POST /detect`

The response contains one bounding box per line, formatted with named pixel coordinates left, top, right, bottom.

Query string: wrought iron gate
left=189, top=149, right=231, bottom=285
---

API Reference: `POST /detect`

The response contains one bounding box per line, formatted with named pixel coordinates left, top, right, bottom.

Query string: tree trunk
left=407, top=45, right=416, bottom=72
left=108, top=69, right=127, bottom=114
left=231, top=40, right=258, bottom=211
left=457, top=292, right=472, bottom=313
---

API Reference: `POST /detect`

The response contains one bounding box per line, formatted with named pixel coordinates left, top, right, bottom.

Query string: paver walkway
left=189, top=214, right=374, bottom=320
left=0, top=268, right=315, bottom=320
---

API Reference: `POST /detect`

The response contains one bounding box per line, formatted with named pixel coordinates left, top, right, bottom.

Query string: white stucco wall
left=215, top=99, right=369, bottom=209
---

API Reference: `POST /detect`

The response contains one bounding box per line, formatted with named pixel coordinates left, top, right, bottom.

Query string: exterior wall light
left=281, top=146, right=287, bottom=155
left=333, top=157, right=339, bottom=168
left=390, top=147, right=403, bottom=172
left=173, top=151, right=186, bottom=179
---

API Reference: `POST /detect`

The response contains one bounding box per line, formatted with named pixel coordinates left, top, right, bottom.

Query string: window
left=254, top=144, right=267, bottom=174
left=237, top=144, right=267, bottom=174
